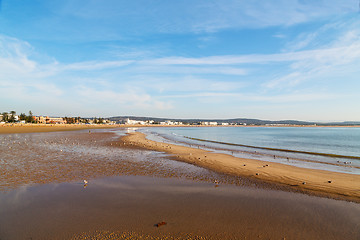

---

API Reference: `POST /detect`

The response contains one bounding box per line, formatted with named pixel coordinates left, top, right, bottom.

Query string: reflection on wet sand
left=0, top=129, right=294, bottom=192
left=1, top=176, right=360, bottom=240
left=0, top=129, right=217, bottom=190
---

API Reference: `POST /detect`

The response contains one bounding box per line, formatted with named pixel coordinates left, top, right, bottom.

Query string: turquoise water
left=141, top=127, right=360, bottom=174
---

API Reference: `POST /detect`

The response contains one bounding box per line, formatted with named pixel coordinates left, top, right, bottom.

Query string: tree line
left=1, top=111, right=35, bottom=123
left=1, top=110, right=107, bottom=124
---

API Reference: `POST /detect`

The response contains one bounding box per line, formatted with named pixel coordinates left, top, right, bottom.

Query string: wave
left=184, top=136, right=360, bottom=160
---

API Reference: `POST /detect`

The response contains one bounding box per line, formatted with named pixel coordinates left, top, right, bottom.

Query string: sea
left=139, top=126, right=360, bottom=175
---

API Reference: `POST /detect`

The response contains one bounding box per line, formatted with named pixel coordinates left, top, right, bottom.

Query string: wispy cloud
left=74, top=85, right=173, bottom=110
left=159, top=91, right=336, bottom=103
left=0, top=35, right=171, bottom=113
left=265, top=16, right=360, bottom=89
left=62, top=60, right=134, bottom=71
left=31, top=0, right=359, bottom=40
left=129, top=65, right=247, bottom=76
left=0, top=35, right=64, bottom=102
left=1, top=12, right=360, bottom=120
left=181, top=0, right=357, bottom=33
left=142, top=47, right=355, bottom=66
left=1, top=30, right=359, bottom=98
left=131, top=76, right=246, bottom=94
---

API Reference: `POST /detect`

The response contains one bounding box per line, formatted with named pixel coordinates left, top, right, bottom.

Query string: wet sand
left=121, top=132, right=360, bottom=201
left=0, top=129, right=220, bottom=190
left=1, top=176, right=359, bottom=240
left=1, top=129, right=282, bottom=192
left=1, top=129, right=360, bottom=239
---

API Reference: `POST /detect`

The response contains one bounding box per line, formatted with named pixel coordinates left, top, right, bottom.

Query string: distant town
left=124, top=118, right=238, bottom=126
left=0, top=111, right=115, bottom=125
left=1, top=110, right=360, bottom=126
left=0, top=110, right=242, bottom=126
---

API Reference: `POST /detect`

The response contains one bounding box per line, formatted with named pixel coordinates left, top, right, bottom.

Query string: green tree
left=2, top=112, right=9, bottom=122
left=9, top=115, right=14, bottom=122
left=65, top=117, right=76, bottom=124
left=19, top=113, right=26, bottom=121
left=8, top=111, right=16, bottom=122
left=26, top=110, right=34, bottom=123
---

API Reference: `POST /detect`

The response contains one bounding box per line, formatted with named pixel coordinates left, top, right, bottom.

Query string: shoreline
left=184, top=136, right=360, bottom=161
left=120, top=132, right=360, bottom=201
left=1, top=125, right=359, bottom=201
left=1, top=123, right=359, bottom=135
left=153, top=131, right=360, bottom=172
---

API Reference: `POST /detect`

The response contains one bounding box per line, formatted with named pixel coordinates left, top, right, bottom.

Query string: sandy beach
left=0, top=123, right=122, bottom=134
left=1, top=124, right=359, bottom=200
left=1, top=127, right=360, bottom=239
left=1, top=128, right=245, bottom=191
left=121, top=132, right=360, bottom=201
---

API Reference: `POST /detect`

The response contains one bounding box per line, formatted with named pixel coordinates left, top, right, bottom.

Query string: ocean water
left=140, top=127, right=360, bottom=174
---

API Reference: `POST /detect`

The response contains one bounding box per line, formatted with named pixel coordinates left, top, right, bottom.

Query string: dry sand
left=121, top=132, right=360, bottom=201
left=0, top=123, right=121, bottom=134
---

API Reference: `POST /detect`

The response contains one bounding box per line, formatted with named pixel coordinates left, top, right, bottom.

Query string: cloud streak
left=3, top=0, right=356, bottom=44
left=1, top=12, right=360, bottom=120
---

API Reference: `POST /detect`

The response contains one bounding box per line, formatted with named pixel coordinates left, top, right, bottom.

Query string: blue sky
left=0, top=0, right=359, bottom=121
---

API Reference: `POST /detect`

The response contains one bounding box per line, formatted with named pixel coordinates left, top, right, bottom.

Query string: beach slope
left=121, top=132, right=360, bottom=201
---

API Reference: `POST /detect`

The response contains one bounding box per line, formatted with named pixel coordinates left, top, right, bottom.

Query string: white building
left=201, top=121, right=218, bottom=126
left=126, top=119, right=146, bottom=125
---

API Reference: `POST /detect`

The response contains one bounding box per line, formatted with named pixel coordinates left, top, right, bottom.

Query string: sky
left=0, top=0, right=359, bottom=121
